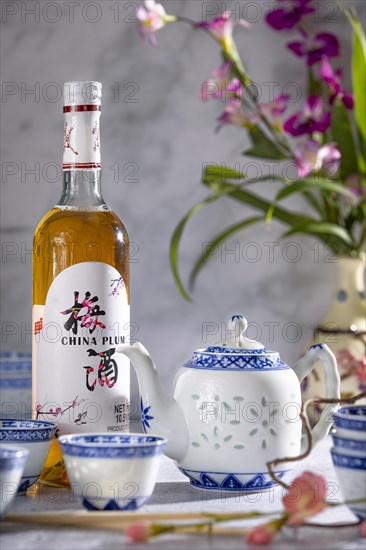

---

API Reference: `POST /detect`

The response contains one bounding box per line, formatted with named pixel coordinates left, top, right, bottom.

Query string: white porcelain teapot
left=117, top=315, right=340, bottom=492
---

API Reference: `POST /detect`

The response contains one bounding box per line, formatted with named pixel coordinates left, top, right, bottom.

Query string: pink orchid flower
left=288, top=31, right=339, bottom=66
left=356, top=358, right=366, bottom=389
left=336, top=348, right=360, bottom=373
left=283, top=471, right=327, bottom=525
left=136, top=1, right=176, bottom=46
left=258, top=94, right=289, bottom=131
left=201, top=61, right=242, bottom=102
left=360, top=519, right=366, bottom=538
left=295, top=139, right=340, bottom=178
left=246, top=520, right=279, bottom=546
left=266, top=0, right=315, bottom=31
left=125, top=522, right=151, bottom=542
left=35, top=403, right=42, bottom=412
left=320, top=57, right=354, bottom=110
left=284, top=95, right=331, bottom=136
left=344, top=174, right=365, bottom=206
left=217, top=100, right=254, bottom=131
left=196, top=10, right=250, bottom=53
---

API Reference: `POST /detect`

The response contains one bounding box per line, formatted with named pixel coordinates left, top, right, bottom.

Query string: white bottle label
left=33, top=262, right=130, bottom=435
left=63, top=106, right=101, bottom=169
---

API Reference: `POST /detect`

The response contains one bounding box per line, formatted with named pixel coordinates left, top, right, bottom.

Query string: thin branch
left=175, top=15, right=294, bottom=158
left=266, top=391, right=366, bottom=491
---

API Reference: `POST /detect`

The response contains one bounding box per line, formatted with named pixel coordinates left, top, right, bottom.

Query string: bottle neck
left=57, top=169, right=107, bottom=209
left=60, top=102, right=104, bottom=208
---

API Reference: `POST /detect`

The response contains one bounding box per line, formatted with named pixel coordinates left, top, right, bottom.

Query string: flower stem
left=175, top=15, right=293, bottom=157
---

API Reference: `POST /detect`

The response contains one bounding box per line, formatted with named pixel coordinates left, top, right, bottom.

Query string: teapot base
left=179, top=468, right=290, bottom=493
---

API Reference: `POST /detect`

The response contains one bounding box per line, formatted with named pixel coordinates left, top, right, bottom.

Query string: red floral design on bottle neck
left=64, top=122, right=79, bottom=155
left=92, top=121, right=100, bottom=152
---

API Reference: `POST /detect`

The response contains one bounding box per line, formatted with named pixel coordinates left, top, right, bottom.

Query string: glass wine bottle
left=33, top=81, right=130, bottom=488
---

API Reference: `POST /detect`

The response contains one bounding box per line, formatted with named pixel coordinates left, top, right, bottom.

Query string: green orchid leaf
left=349, top=11, right=366, bottom=142
left=202, top=164, right=245, bottom=185
left=170, top=193, right=222, bottom=301
left=217, top=185, right=316, bottom=227
left=171, top=176, right=314, bottom=300
left=331, top=103, right=359, bottom=181
left=267, top=178, right=354, bottom=225
left=189, top=216, right=264, bottom=289
left=352, top=20, right=366, bottom=180
left=358, top=201, right=366, bottom=221
left=282, top=222, right=354, bottom=250
left=342, top=6, right=366, bottom=180
left=244, top=127, right=286, bottom=160
left=276, top=178, right=354, bottom=202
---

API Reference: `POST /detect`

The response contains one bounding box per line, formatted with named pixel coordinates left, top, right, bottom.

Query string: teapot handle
left=293, top=344, right=340, bottom=452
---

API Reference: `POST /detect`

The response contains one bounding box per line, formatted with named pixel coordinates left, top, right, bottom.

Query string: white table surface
left=1, top=436, right=365, bottom=550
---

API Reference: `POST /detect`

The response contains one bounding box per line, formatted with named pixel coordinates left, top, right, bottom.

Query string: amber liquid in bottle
left=33, top=204, right=129, bottom=487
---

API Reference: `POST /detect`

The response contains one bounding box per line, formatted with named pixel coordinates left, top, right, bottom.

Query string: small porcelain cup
left=0, top=444, right=29, bottom=518
left=330, top=447, right=366, bottom=519
left=331, top=434, right=366, bottom=456
left=0, top=351, right=32, bottom=419
left=59, top=433, right=167, bottom=510
left=332, top=406, right=366, bottom=440
left=0, top=419, right=56, bottom=493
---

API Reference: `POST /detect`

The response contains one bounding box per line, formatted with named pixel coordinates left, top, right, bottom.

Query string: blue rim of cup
left=331, top=447, right=366, bottom=470
left=0, top=419, right=56, bottom=442
left=332, top=406, right=366, bottom=431
left=332, top=435, right=366, bottom=452
left=59, top=433, right=167, bottom=459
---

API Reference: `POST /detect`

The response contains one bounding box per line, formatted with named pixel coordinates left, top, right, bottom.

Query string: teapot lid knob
left=226, top=314, right=265, bottom=350
left=228, top=315, right=248, bottom=336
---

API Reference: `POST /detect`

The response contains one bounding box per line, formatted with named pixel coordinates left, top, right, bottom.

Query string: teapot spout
left=117, top=342, right=189, bottom=462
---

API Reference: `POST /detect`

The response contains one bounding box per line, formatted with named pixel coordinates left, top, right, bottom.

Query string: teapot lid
left=184, top=315, right=288, bottom=371
left=205, top=315, right=267, bottom=353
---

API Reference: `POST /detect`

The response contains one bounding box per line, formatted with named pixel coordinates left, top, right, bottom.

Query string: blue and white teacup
left=332, top=406, right=366, bottom=440
left=332, top=435, right=366, bottom=456
left=0, top=444, right=29, bottom=518
left=0, top=419, right=55, bottom=493
left=59, top=433, right=167, bottom=511
left=331, top=447, right=366, bottom=519
left=0, top=351, right=32, bottom=419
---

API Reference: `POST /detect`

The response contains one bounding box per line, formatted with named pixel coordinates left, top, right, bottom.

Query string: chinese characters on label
left=84, top=348, right=118, bottom=392
left=61, top=291, right=106, bottom=334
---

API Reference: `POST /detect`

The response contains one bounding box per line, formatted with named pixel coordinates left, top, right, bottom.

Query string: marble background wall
left=1, top=0, right=365, bottom=405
